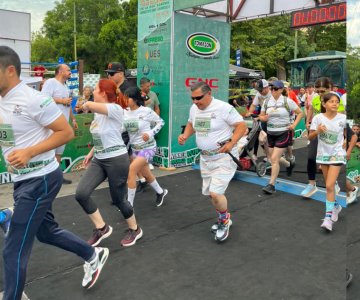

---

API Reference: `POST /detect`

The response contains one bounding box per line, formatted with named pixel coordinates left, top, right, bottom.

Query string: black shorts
left=267, top=130, right=294, bottom=148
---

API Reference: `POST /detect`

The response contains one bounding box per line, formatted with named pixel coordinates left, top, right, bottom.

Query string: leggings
left=307, top=137, right=318, bottom=181
left=75, top=154, right=133, bottom=219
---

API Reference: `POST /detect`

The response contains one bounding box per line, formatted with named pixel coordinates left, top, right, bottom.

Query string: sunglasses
left=107, top=72, right=118, bottom=76
left=270, top=87, right=280, bottom=91
left=191, top=94, right=206, bottom=101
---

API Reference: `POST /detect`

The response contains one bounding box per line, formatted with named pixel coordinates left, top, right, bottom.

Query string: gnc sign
left=185, top=77, right=219, bottom=89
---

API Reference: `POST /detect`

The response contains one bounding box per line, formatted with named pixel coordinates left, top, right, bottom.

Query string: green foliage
left=231, top=15, right=346, bottom=79
left=31, top=0, right=137, bottom=73
left=347, top=45, right=360, bottom=120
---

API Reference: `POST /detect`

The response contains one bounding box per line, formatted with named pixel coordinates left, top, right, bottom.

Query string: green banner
left=347, top=147, right=360, bottom=183
left=174, top=0, right=220, bottom=11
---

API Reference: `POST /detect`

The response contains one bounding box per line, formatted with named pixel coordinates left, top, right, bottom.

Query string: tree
left=231, top=15, right=346, bottom=79
left=347, top=45, right=360, bottom=120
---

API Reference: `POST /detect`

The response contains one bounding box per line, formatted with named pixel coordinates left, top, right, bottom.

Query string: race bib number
left=194, top=117, right=211, bottom=134
left=124, top=119, right=139, bottom=133
left=0, top=124, right=15, bottom=147
left=319, top=130, right=338, bottom=145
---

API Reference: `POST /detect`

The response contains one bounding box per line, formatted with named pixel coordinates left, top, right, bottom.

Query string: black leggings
left=75, top=154, right=133, bottom=219
left=307, top=137, right=318, bottom=181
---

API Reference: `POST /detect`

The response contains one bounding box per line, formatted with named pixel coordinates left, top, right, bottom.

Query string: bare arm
left=178, top=122, right=195, bottom=145
left=218, top=121, right=247, bottom=153
left=289, top=107, right=304, bottom=130
left=82, top=101, right=109, bottom=115
left=7, top=115, right=74, bottom=168
left=154, top=104, right=160, bottom=116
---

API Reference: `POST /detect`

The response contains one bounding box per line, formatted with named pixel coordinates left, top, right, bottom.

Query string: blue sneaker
left=301, top=184, right=318, bottom=198
left=0, top=208, right=13, bottom=235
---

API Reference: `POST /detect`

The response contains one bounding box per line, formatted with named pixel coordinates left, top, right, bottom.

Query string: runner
left=259, top=80, right=303, bottom=194
left=178, top=81, right=247, bottom=242
left=123, top=86, right=167, bottom=207
left=0, top=46, right=108, bottom=300
left=308, top=92, right=346, bottom=231
left=76, top=79, right=143, bottom=247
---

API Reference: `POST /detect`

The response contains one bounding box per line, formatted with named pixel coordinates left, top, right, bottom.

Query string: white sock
left=149, top=179, right=163, bottom=194
left=140, top=177, right=146, bottom=183
left=127, top=188, right=136, bottom=206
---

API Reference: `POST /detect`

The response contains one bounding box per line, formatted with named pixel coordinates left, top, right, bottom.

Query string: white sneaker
left=347, top=186, right=359, bottom=205
left=331, top=205, right=342, bottom=222
left=335, top=181, right=340, bottom=195
left=82, top=247, right=109, bottom=289
left=320, top=218, right=333, bottom=232
left=149, top=163, right=154, bottom=170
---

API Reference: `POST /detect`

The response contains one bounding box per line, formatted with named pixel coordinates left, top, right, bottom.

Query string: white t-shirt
left=41, top=78, right=71, bottom=120
left=341, top=93, right=347, bottom=108
left=123, top=106, right=164, bottom=150
left=310, top=113, right=346, bottom=164
left=90, top=103, right=128, bottom=159
left=252, top=91, right=272, bottom=107
left=189, top=98, right=244, bottom=160
left=0, top=82, right=61, bottom=181
left=261, top=96, right=298, bottom=133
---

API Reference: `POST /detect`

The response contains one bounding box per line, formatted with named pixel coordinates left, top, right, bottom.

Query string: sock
left=325, top=200, right=335, bottom=219
left=149, top=179, right=163, bottom=194
left=218, top=210, right=230, bottom=224
left=127, top=188, right=136, bottom=206
left=0, top=211, right=5, bottom=223
left=140, top=177, right=146, bottom=183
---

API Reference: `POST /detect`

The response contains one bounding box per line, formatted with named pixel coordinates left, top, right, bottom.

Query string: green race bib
left=0, top=124, right=15, bottom=147
left=124, top=119, right=139, bottom=133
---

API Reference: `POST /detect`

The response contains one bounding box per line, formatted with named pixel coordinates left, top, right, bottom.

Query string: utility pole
left=294, top=30, right=298, bottom=59
left=73, top=1, right=77, bottom=62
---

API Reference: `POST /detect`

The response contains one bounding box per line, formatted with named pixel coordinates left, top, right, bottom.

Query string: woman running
left=308, top=92, right=346, bottom=231
left=75, top=79, right=143, bottom=247
left=123, top=86, right=168, bottom=207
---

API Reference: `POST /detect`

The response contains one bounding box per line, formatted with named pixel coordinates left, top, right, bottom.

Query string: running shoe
left=320, top=218, right=333, bottom=232
left=300, top=184, right=318, bottom=198
left=155, top=189, right=168, bottom=207
left=262, top=184, right=275, bottom=194
left=347, top=186, right=359, bottom=205
left=82, top=247, right=109, bottom=289
left=87, top=225, right=113, bottom=247
left=0, top=208, right=13, bottom=235
left=331, top=205, right=342, bottom=222
left=215, top=220, right=232, bottom=242
left=120, top=226, right=143, bottom=247
left=136, top=181, right=148, bottom=193
left=346, top=269, right=353, bottom=287
left=149, top=163, right=155, bottom=170
left=335, top=181, right=340, bottom=195
left=211, top=219, right=232, bottom=234
left=286, top=161, right=295, bottom=176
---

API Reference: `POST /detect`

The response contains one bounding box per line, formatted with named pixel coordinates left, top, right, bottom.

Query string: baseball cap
left=105, top=62, right=125, bottom=73
left=272, top=80, right=284, bottom=89
left=255, top=79, right=269, bottom=92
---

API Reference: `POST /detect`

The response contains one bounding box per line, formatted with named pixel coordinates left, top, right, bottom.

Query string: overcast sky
left=348, top=0, right=360, bottom=47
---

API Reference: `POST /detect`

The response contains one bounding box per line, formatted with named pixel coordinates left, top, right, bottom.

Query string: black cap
left=105, top=62, right=125, bottom=73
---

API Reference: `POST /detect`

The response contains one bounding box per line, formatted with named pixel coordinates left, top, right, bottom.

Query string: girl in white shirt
left=123, top=86, right=167, bottom=207
left=309, top=92, right=346, bottom=232
left=76, top=79, right=143, bottom=247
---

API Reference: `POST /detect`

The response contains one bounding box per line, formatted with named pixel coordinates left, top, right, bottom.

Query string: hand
left=7, top=149, right=32, bottom=168
left=63, top=97, right=72, bottom=106
left=218, top=140, right=235, bottom=153
left=82, top=153, right=93, bottom=168
left=260, top=115, right=269, bottom=122
left=288, top=124, right=295, bottom=131
left=142, top=133, right=150, bottom=142
left=317, top=124, right=327, bottom=133
left=72, top=119, right=78, bottom=129
left=178, top=134, right=187, bottom=145
left=306, top=123, right=310, bottom=130
left=346, top=150, right=351, bottom=161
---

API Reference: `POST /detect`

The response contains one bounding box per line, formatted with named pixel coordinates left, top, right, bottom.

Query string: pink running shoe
left=321, top=218, right=333, bottom=232
left=331, top=205, right=342, bottom=222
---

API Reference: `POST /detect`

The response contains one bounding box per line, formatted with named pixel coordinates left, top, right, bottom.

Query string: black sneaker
left=156, top=189, right=168, bottom=207
left=136, top=181, right=148, bottom=193
left=87, top=225, right=113, bottom=247
left=63, top=178, right=72, bottom=184
left=262, top=184, right=275, bottom=194
left=286, top=161, right=295, bottom=176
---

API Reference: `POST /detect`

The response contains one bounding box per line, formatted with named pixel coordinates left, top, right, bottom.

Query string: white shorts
left=200, top=154, right=237, bottom=196
left=55, top=144, right=66, bottom=155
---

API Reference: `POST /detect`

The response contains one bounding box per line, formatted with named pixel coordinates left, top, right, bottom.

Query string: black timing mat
left=0, top=170, right=349, bottom=299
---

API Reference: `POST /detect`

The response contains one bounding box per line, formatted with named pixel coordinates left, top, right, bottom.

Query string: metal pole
left=294, top=30, right=298, bottom=59
left=73, top=1, right=77, bottom=62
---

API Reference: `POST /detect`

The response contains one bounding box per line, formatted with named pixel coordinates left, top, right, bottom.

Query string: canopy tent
left=174, top=0, right=343, bottom=23
left=229, top=64, right=263, bottom=79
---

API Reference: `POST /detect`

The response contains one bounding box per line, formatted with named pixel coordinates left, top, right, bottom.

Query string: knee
left=118, top=201, right=134, bottom=219
left=326, top=184, right=334, bottom=193
left=75, top=187, right=90, bottom=205
left=210, top=192, right=220, bottom=202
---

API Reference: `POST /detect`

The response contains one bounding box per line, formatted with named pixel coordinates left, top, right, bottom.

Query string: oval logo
left=186, top=32, right=220, bottom=57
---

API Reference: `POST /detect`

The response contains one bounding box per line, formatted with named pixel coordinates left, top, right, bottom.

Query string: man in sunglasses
left=178, top=82, right=247, bottom=243
left=105, top=62, right=131, bottom=94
